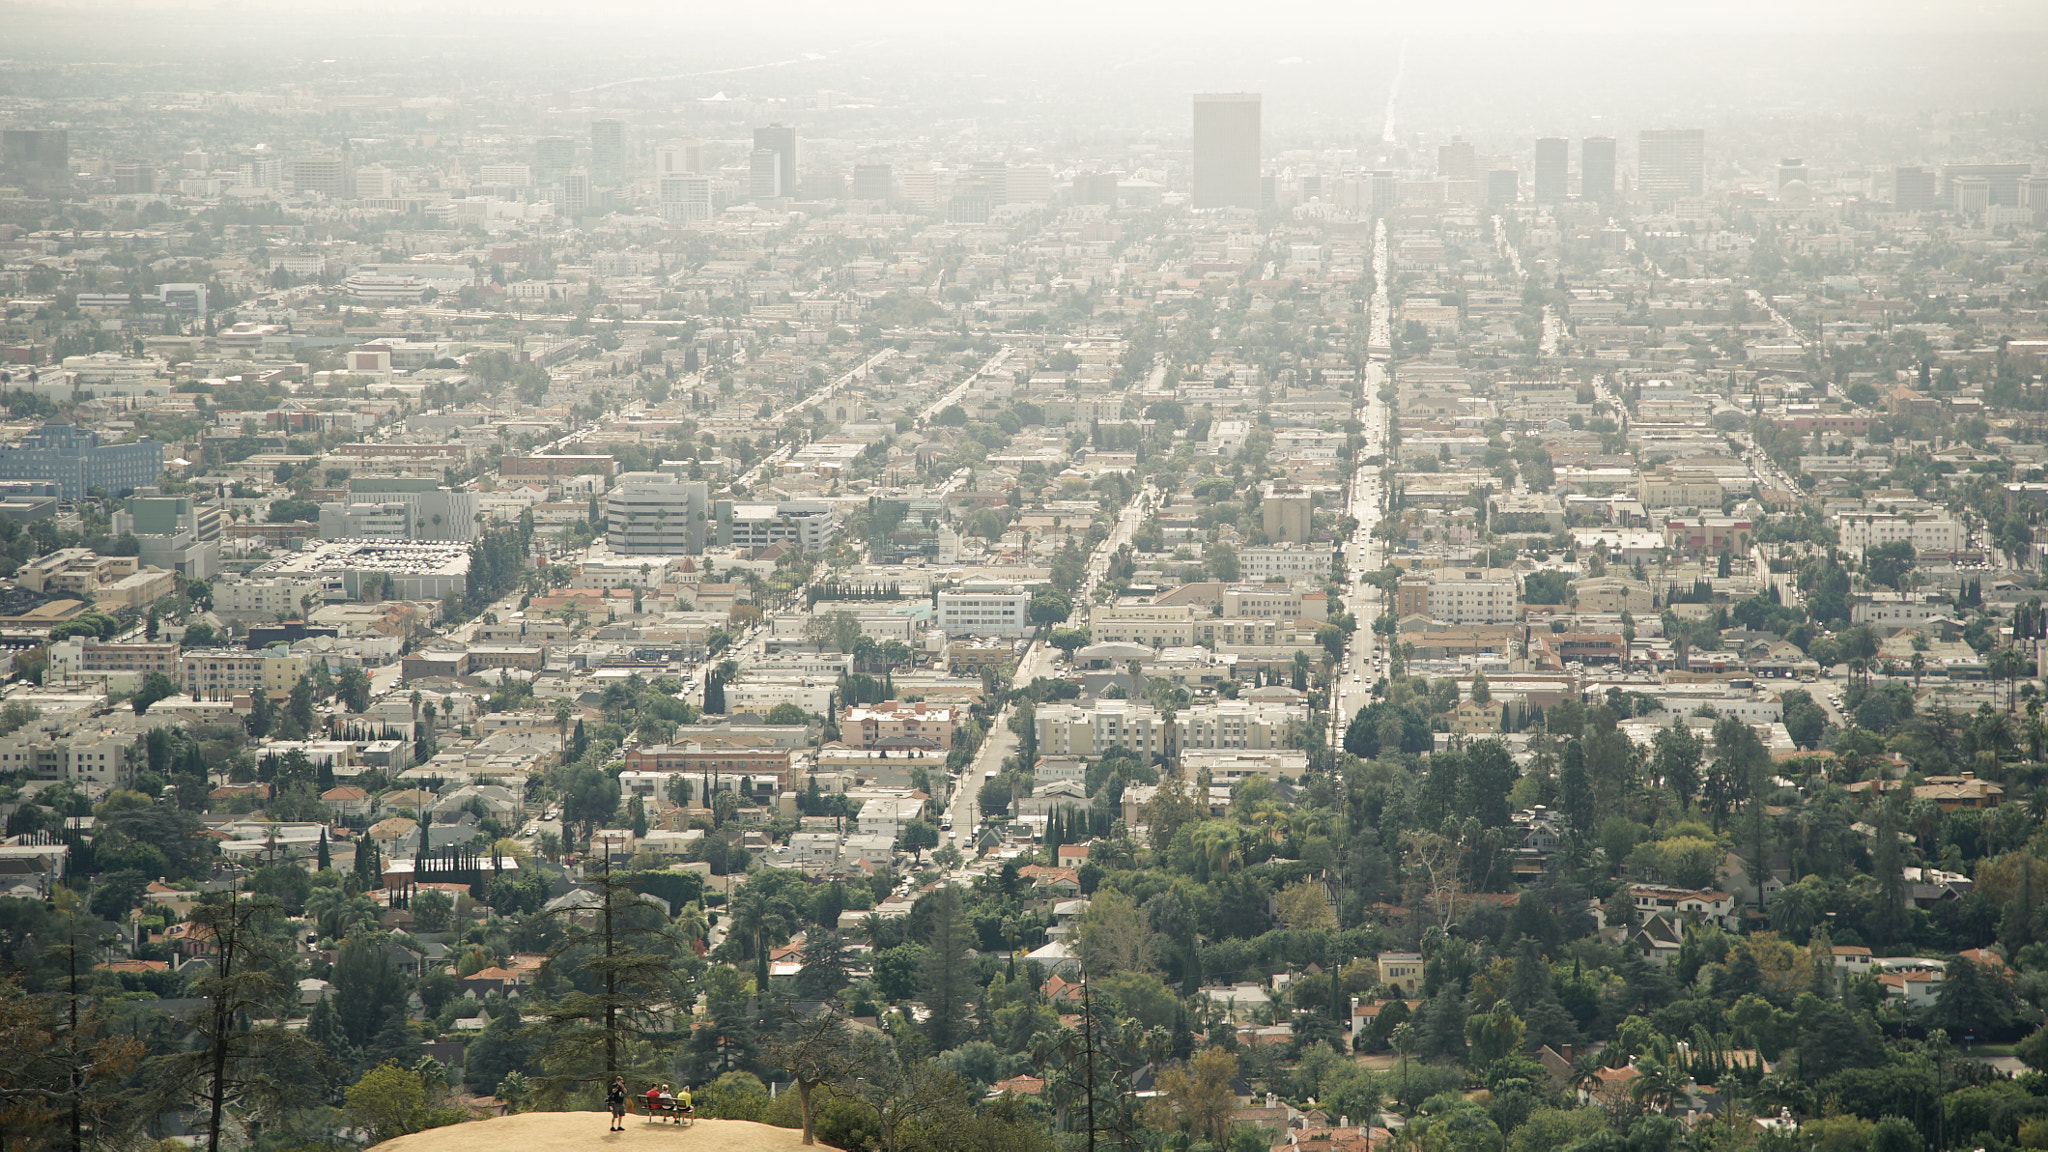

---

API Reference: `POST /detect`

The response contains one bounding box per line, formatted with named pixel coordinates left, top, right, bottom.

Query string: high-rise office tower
left=901, top=167, right=937, bottom=210
left=1368, top=170, right=1398, bottom=215
left=353, top=165, right=394, bottom=199
left=851, top=163, right=892, bottom=201
left=535, top=136, right=575, bottom=185
left=562, top=170, right=592, bottom=217
left=1074, top=171, right=1119, bottom=205
left=589, top=119, right=624, bottom=182
left=290, top=155, right=348, bottom=198
left=237, top=158, right=280, bottom=191
left=113, top=162, right=156, bottom=195
left=946, top=191, right=991, bottom=224
left=1007, top=165, right=1052, bottom=204
left=748, top=149, right=782, bottom=201
left=655, top=138, right=702, bottom=178
left=1486, top=169, right=1519, bottom=207
left=1437, top=136, right=1477, bottom=182
left=1638, top=129, right=1706, bottom=198
left=753, top=124, right=797, bottom=198
left=1, top=128, right=68, bottom=197
left=970, top=160, right=1008, bottom=206
left=1191, top=93, right=1261, bottom=210
left=1777, top=158, right=1809, bottom=190
left=1533, top=137, right=1568, bottom=203
left=1893, top=165, right=1937, bottom=211
left=479, top=163, right=532, bottom=187
left=658, top=174, right=712, bottom=223
left=1581, top=136, right=1616, bottom=202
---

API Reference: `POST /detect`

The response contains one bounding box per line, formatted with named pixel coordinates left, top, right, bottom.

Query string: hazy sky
left=3, top=0, right=2044, bottom=144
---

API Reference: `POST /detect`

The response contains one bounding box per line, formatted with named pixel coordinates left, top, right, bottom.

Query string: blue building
left=0, top=425, right=163, bottom=500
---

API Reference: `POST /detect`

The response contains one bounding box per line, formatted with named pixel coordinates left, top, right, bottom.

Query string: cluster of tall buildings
left=1183, top=95, right=1707, bottom=213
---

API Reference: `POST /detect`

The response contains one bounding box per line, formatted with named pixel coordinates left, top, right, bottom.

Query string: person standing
left=607, top=1076, right=627, bottom=1131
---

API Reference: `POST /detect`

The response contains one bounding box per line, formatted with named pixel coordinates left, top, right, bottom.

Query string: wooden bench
left=632, top=1096, right=694, bottom=1125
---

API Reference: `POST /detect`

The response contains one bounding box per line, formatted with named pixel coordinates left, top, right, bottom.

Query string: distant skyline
left=2, top=2, right=2043, bottom=152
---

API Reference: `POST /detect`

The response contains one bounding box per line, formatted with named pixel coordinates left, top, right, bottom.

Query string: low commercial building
left=251, top=539, right=471, bottom=601
left=501, top=455, right=618, bottom=483
left=1089, top=602, right=1200, bottom=647
left=946, top=637, right=1022, bottom=673
left=47, top=640, right=179, bottom=681
left=619, top=743, right=795, bottom=797
left=714, top=500, right=837, bottom=551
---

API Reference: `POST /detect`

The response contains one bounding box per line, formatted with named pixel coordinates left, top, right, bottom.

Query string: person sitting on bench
left=674, top=1085, right=693, bottom=1124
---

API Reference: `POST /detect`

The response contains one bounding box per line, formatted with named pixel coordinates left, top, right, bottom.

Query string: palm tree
left=1628, top=1057, right=1685, bottom=1115
left=674, top=902, right=710, bottom=953
left=727, top=885, right=791, bottom=986
left=554, top=697, right=573, bottom=757
left=1912, top=651, right=1926, bottom=693
left=1567, top=1054, right=1605, bottom=1100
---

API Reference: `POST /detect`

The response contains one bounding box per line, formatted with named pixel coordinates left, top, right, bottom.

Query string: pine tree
left=917, top=886, right=973, bottom=1051
left=531, top=855, right=685, bottom=1103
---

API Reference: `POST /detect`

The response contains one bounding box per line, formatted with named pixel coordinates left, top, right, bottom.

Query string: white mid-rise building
left=216, top=575, right=324, bottom=620
left=1835, top=512, right=1965, bottom=556
left=855, top=795, right=927, bottom=842
left=1034, top=700, right=1173, bottom=758
left=606, top=474, right=711, bottom=555
left=1397, top=570, right=1518, bottom=624
left=717, top=501, right=836, bottom=551
left=1175, top=701, right=1303, bottom=751
left=1238, top=544, right=1338, bottom=582
left=936, top=584, right=1032, bottom=637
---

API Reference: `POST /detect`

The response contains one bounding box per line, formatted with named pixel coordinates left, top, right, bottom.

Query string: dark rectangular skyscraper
left=535, top=136, right=575, bottom=184
left=753, top=124, right=798, bottom=199
left=2, top=128, right=68, bottom=197
left=1638, top=129, right=1706, bottom=198
left=1894, top=165, right=1937, bottom=211
left=1533, top=137, right=1568, bottom=203
left=1487, top=169, right=1519, bottom=207
left=1192, top=93, right=1260, bottom=210
left=589, top=118, right=624, bottom=183
left=852, top=164, right=892, bottom=201
left=1581, top=136, right=1616, bottom=201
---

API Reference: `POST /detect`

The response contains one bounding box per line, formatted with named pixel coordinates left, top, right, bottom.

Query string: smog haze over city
left=10, top=5, right=2048, bottom=1152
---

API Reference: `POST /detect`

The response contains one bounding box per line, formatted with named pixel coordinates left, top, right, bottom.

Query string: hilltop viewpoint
left=368, top=1114, right=833, bottom=1152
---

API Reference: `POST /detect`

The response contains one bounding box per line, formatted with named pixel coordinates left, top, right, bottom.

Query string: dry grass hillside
left=368, top=1113, right=830, bottom=1152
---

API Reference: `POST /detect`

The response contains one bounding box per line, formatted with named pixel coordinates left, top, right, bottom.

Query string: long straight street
left=944, top=480, right=1157, bottom=846
left=1331, top=220, right=1394, bottom=745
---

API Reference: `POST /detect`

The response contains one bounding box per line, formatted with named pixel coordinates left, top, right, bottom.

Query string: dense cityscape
left=4, top=10, right=2048, bottom=1152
